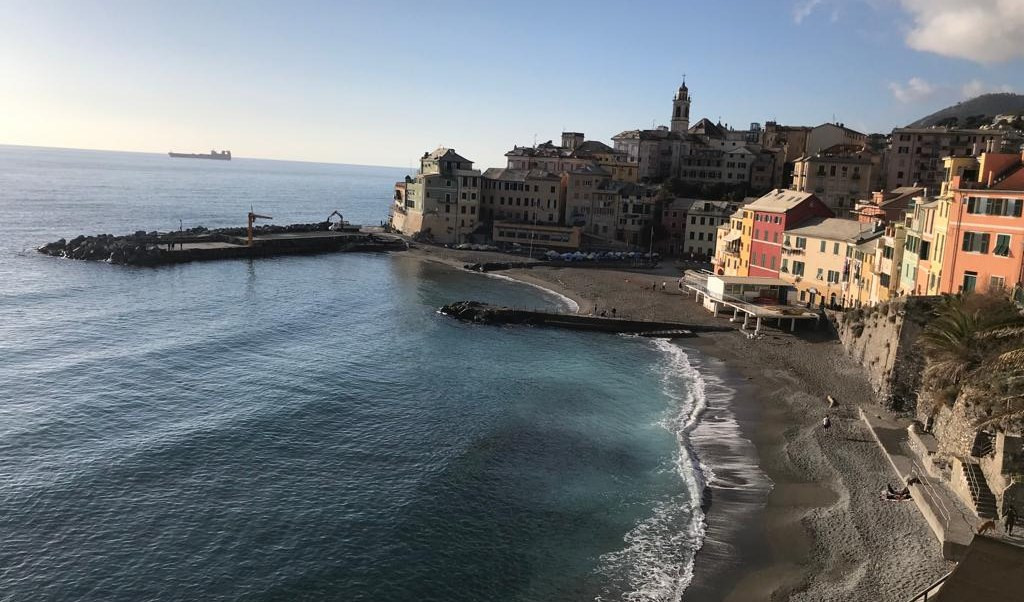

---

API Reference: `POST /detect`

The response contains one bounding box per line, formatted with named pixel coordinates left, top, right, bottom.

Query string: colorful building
left=779, top=217, right=880, bottom=308
left=940, top=152, right=1024, bottom=294
left=745, top=190, right=834, bottom=278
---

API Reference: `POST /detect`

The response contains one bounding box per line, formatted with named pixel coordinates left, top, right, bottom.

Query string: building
left=744, top=189, right=834, bottom=278
left=779, top=217, right=880, bottom=308
left=660, top=198, right=748, bottom=258
left=898, top=197, right=941, bottom=296
left=615, top=183, right=660, bottom=247
left=885, top=127, right=1007, bottom=193
left=852, top=186, right=926, bottom=225
left=564, top=164, right=614, bottom=238
left=805, top=123, right=867, bottom=155
left=492, top=221, right=581, bottom=250
left=670, top=80, right=691, bottom=134
left=714, top=208, right=748, bottom=276
left=612, top=127, right=688, bottom=182
left=873, top=222, right=907, bottom=303
left=940, top=151, right=1024, bottom=294
left=479, top=168, right=563, bottom=225
left=390, top=147, right=481, bottom=245
left=791, top=144, right=882, bottom=216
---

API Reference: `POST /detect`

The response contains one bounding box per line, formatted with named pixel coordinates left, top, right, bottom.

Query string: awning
left=722, top=231, right=742, bottom=242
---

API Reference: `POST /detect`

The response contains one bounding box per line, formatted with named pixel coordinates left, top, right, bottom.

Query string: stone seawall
left=834, top=296, right=939, bottom=412
left=37, top=223, right=406, bottom=266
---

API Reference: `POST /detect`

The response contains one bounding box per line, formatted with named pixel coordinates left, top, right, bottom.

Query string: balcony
left=781, top=245, right=805, bottom=256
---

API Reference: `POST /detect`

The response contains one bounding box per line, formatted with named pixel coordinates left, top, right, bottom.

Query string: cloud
left=962, top=79, right=1016, bottom=99
left=889, top=77, right=937, bottom=103
left=793, top=0, right=823, bottom=23
left=900, top=0, right=1024, bottom=63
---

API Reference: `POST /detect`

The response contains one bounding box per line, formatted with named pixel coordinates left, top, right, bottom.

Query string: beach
left=409, top=244, right=954, bottom=601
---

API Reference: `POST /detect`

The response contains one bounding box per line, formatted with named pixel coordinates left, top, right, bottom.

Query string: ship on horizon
left=168, top=149, right=231, bottom=160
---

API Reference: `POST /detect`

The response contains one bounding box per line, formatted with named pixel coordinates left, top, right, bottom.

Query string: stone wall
left=835, top=296, right=939, bottom=412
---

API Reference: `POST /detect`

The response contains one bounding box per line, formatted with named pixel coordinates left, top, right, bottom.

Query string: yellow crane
left=247, top=208, right=272, bottom=246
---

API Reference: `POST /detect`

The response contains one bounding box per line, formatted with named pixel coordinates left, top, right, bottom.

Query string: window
left=770, top=256, right=776, bottom=269
left=796, top=237, right=807, bottom=249
left=994, top=234, right=1012, bottom=257
left=792, top=261, right=805, bottom=276
left=781, top=258, right=789, bottom=272
left=773, top=232, right=779, bottom=243
left=967, top=197, right=1023, bottom=217
left=816, top=268, right=825, bottom=280
left=962, top=232, right=990, bottom=253
left=962, top=271, right=978, bottom=293
left=827, top=270, right=841, bottom=284
left=919, top=240, right=930, bottom=261
left=991, top=275, right=1007, bottom=290
left=761, top=253, right=766, bottom=266
left=879, top=273, right=891, bottom=287
left=833, top=242, right=840, bottom=255
left=820, top=240, right=826, bottom=252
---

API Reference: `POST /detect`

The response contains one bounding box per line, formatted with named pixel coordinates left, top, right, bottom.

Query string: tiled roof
left=746, top=189, right=818, bottom=213
left=785, top=217, right=878, bottom=241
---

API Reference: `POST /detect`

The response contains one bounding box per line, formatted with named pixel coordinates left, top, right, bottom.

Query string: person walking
left=1004, top=505, right=1017, bottom=536
left=661, top=281, right=666, bottom=291
left=822, top=415, right=832, bottom=432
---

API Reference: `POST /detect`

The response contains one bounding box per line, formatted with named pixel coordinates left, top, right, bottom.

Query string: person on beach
left=822, top=415, right=831, bottom=432
left=611, top=308, right=617, bottom=317
left=661, top=282, right=666, bottom=291
left=1005, top=506, right=1017, bottom=536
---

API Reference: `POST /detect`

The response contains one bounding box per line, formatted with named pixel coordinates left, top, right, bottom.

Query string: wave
left=473, top=271, right=580, bottom=313
left=595, top=340, right=716, bottom=602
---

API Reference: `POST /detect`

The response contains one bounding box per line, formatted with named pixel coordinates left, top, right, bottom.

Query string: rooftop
left=746, top=189, right=818, bottom=213
left=786, top=217, right=879, bottom=241
left=481, top=168, right=560, bottom=181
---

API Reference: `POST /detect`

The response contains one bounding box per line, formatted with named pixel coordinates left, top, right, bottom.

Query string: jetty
left=37, top=218, right=407, bottom=266
left=440, top=301, right=731, bottom=335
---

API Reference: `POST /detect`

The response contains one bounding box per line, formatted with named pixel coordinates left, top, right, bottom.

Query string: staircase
left=962, top=461, right=999, bottom=520
left=970, top=431, right=995, bottom=458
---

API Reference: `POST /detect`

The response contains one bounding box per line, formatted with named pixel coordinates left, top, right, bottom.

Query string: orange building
left=941, top=152, right=1024, bottom=294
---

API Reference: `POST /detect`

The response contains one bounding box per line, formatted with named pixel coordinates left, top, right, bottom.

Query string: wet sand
left=406, top=246, right=953, bottom=601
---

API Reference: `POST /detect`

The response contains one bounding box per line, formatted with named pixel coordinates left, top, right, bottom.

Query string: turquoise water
left=0, top=146, right=710, bottom=600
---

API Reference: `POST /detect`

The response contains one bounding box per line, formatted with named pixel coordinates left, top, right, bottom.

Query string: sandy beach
left=407, top=244, right=953, bottom=601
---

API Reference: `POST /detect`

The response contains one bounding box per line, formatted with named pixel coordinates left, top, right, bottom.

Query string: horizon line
left=0, top=142, right=410, bottom=172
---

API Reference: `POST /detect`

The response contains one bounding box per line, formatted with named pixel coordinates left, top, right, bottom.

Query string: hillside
left=907, top=93, right=1024, bottom=129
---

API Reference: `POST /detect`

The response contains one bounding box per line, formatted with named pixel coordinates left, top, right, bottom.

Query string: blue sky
left=0, top=0, right=1021, bottom=168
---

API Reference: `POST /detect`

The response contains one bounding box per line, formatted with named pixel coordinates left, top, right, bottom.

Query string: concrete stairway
left=962, top=461, right=999, bottom=520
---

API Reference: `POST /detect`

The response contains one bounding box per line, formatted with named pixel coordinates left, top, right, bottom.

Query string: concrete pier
left=440, top=301, right=731, bottom=335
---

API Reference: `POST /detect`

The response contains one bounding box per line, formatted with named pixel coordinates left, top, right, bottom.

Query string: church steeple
left=671, top=76, right=691, bottom=134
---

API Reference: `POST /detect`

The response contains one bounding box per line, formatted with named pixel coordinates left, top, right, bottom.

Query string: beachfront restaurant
left=683, top=273, right=819, bottom=334
left=705, top=275, right=791, bottom=306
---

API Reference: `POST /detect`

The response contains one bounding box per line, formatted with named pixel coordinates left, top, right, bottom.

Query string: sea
left=0, top=145, right=756, bottom=601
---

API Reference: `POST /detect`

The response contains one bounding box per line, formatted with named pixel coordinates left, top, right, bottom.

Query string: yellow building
left=713, top=208, right=749, bottom=276
left=779, top=217, right=881, bottom=308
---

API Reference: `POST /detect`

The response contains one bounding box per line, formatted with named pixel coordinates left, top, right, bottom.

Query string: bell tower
left=671, top=77, right=691, bottom=134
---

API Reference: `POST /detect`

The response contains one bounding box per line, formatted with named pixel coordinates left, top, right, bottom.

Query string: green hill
left=907, top=93, right=1024, bottom=129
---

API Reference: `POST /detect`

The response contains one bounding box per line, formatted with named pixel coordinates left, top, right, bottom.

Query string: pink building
left=941, top=152, right=1024, bottom=294
left=746, top=190, right=834, bottom=277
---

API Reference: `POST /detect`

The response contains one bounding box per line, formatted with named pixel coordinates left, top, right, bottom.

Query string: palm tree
left=920, top=294, right=1024, bottom=392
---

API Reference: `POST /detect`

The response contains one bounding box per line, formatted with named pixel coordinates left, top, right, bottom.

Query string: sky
left=1, top=0, right=1022, bottom=169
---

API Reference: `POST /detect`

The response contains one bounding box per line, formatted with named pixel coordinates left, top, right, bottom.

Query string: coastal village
left=389, top=78, right=1024, bottom=599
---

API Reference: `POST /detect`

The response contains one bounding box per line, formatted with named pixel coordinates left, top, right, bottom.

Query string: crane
left=247, top=208, right=272, bottom=246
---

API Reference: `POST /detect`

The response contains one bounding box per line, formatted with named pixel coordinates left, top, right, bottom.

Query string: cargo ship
left=168, top=150, right=232, bottom=160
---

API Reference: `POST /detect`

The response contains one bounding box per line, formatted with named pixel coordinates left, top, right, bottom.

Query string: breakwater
left=440, top=301, right=731, bottom=335
left=37, top=222, right=407, bottom=266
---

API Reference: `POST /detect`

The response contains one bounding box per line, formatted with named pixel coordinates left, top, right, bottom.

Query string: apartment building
left=390, top=147, right=481, bottom=245
left=885, top=127, right=1007, bottom=193
left=792, top=144, right=882, bottom=217
left=779, top=218, right=880, bottom=308
left=745, top=190, right=834, bottom=278
left=940, top=152, right=1024, bottom=294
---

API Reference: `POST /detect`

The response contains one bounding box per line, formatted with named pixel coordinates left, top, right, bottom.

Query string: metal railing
left=905, top=571, right=952, bottom=601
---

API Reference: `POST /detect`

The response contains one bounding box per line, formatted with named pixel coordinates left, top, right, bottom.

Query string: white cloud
left=889, top=77, right=937, bottom=103
left=793, top=0, right=823, bottom=23
left=962, top=79, right=1016, bottom=99
left=900, top=0, right=1024, bottom=63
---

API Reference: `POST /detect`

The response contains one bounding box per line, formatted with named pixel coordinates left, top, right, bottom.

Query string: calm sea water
left=0, top=146, right=716, bottom=601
